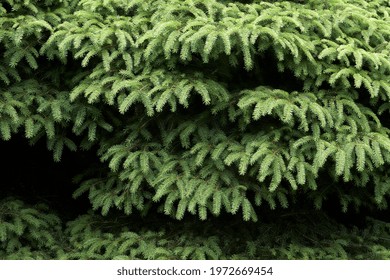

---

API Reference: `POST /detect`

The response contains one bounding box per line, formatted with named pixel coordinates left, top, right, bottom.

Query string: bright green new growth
left=0, top=0, right=389, bottom=259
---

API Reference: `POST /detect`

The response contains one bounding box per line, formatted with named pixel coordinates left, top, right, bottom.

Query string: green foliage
left=0, top=0, right=389, bottom=259
left=1, top=200, right=390, bottom=259
left=0, top=198, right=63, bottom=259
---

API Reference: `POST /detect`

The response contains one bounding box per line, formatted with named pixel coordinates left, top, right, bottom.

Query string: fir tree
left=0, top=0, right=389, bottom=259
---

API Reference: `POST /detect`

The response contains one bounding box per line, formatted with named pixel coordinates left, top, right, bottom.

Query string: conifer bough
left=0, top=0, right=389, bottom=259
